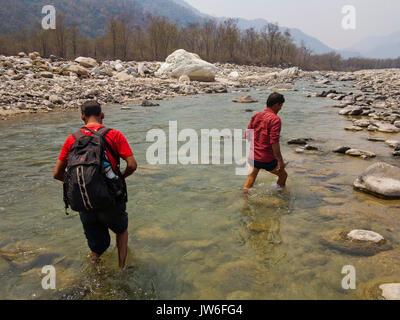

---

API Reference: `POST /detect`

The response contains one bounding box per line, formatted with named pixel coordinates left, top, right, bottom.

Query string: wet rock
left=347, top=230, right=384, bottom=243
left=345, top=125, right=363, bottom=131
left=141, top=99, right=159, bottom=107
left=345, top=149, right=376, bottom=159
left=268, top=83, right=294, bottom=91
left=393, top=151, right=400, bottom=157
left=75, top=57, right=98, bottom=68
left=288, top=138, right=310, bottom=145
left=232, top=94, right=258, bottom=103
left=379, top=284, right=400, bottom=300
left=376, top=123, right=400, bottom=133
left=385, top=140, right=400, bottom=149
left=304, top=144, right=319, bottom=151
left=320, top=230, right=392, bottom=256
left=354, top=162, right=400, bottom=199
left=339, top=105, right=363, bottom=116
left=155, top=49, right=218, bottom=82
left=368, top=137, right=386, bottom=142
left=353, top=119, right=370, bottom=127
left=333, top=146, right=351, bottom=154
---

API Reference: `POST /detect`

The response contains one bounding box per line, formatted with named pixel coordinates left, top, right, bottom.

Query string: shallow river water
left=0, top=80, right=400, bottom=300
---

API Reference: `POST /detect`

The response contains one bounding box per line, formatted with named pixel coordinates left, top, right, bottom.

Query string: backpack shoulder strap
left=72, top=129, right=85, bottom=141
left=82, top=126, right=120, bottom=168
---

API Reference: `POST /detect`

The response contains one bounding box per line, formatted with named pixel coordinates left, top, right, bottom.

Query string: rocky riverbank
left=0, top=50, right=291, bottom=119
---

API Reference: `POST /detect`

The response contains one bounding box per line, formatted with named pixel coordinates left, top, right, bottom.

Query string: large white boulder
left=155, top=49, right=218, bottom=82
left=74, top=57, right=98, bottom=68
left=354, top=162, right=400, bottom=199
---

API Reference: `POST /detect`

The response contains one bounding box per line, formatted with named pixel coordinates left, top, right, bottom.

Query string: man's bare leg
left=270, top=167, right=288, bottom=187
left=243, top=167, right=260, bottom=191
left=116, top=230, right=128, bottom=269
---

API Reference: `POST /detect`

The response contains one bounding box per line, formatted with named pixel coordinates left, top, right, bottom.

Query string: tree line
left=1, top=12, right=399, bottom=71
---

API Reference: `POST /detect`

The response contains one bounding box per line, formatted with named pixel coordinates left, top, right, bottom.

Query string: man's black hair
left=81, top=100, right=102, bottom=117
left=267, top=92, right=285, bottom=107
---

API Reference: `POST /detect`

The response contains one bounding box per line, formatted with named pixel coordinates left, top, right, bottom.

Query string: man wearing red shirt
left=243, top=92, right=288, bottom=191
left=53, top=101, right=137, bottom=269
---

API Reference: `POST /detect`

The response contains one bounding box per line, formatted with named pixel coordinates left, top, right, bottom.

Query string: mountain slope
left=171, top=0, right=336, bottom=55
left=345, top=30, right=400, bottom=59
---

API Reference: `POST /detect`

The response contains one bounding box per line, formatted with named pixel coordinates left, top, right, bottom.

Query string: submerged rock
left=333, top=146, right=351, bottom=154
left=379, top=284, right=400, bottom=300
left=347, top=230, right=384, bottom=243
left=288, top=138, right=310, bottom=145
left=354, top=162, right=400, bottom=199
left=232, top=94, right=258, bottom=103
left=339, top=105, right=363, bottom=116
left=141, top=99, right=159, bottom=107
left=345, top=149, right=376, bottom=159
left=320, top=230, right=391, bottom=256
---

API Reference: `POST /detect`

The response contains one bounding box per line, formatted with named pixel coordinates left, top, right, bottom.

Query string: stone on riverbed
left=141, top=99, right=159, bottom=107
left=232, top=94, right=258, bottom=103
left=288, top=138, right=310, bottom=145
left=347, top=230, right=384, bottom=243
left=376, top=123, right=400, bottom=133
left=155, top=49, right=218, bottom=82
left=345, top=149, right=376, bottom=159
left=379, top=284, right=400, bottom=300
left=339, top=105, right=363, bottom=116
left=354, top=162, right=400, bottom=199
left=345, top=125, right=363, bottom=131
left=320, top=229, right=391, bottom=256
left=333, top=146, right=351, bottom=154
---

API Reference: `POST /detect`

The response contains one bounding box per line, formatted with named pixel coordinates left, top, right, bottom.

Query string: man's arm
left=53, top=160, right=67, bottom=182
left=272, top=142, right=285, bottom=171
left=121, top=155, right=137, bottom=179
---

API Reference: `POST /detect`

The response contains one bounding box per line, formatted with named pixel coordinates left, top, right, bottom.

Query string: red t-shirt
left=58, top=124, right=133, bottom=172
left=246, top=108, right=281, bottom=163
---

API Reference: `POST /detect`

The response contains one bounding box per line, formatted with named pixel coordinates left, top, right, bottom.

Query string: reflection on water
left=0, top=80, right=400, bottom=300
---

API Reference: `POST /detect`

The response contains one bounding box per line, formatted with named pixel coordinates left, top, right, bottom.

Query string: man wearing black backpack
left=53, top=100, right=137, bottom=269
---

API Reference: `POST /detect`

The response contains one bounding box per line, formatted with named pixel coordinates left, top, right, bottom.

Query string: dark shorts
left=249, top=158, right=278, bottom=172
left=79, top=201, right=128, bottom=255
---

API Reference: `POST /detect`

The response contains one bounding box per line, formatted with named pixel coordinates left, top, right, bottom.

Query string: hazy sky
left=184, top=0, right=400, bottom=49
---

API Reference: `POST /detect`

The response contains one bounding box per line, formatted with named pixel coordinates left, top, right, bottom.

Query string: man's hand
left=53, top=160, right=67, bottom=182
left=121, top=155, right=137, bottom=179
left=272, top=142, right=285, bottom=172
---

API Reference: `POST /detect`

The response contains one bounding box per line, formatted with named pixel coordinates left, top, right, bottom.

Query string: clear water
left=0, top=81, right=400, bottom=300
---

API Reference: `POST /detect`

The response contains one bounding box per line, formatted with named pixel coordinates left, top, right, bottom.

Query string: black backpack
left=63, top=126, right=127, bottom=214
